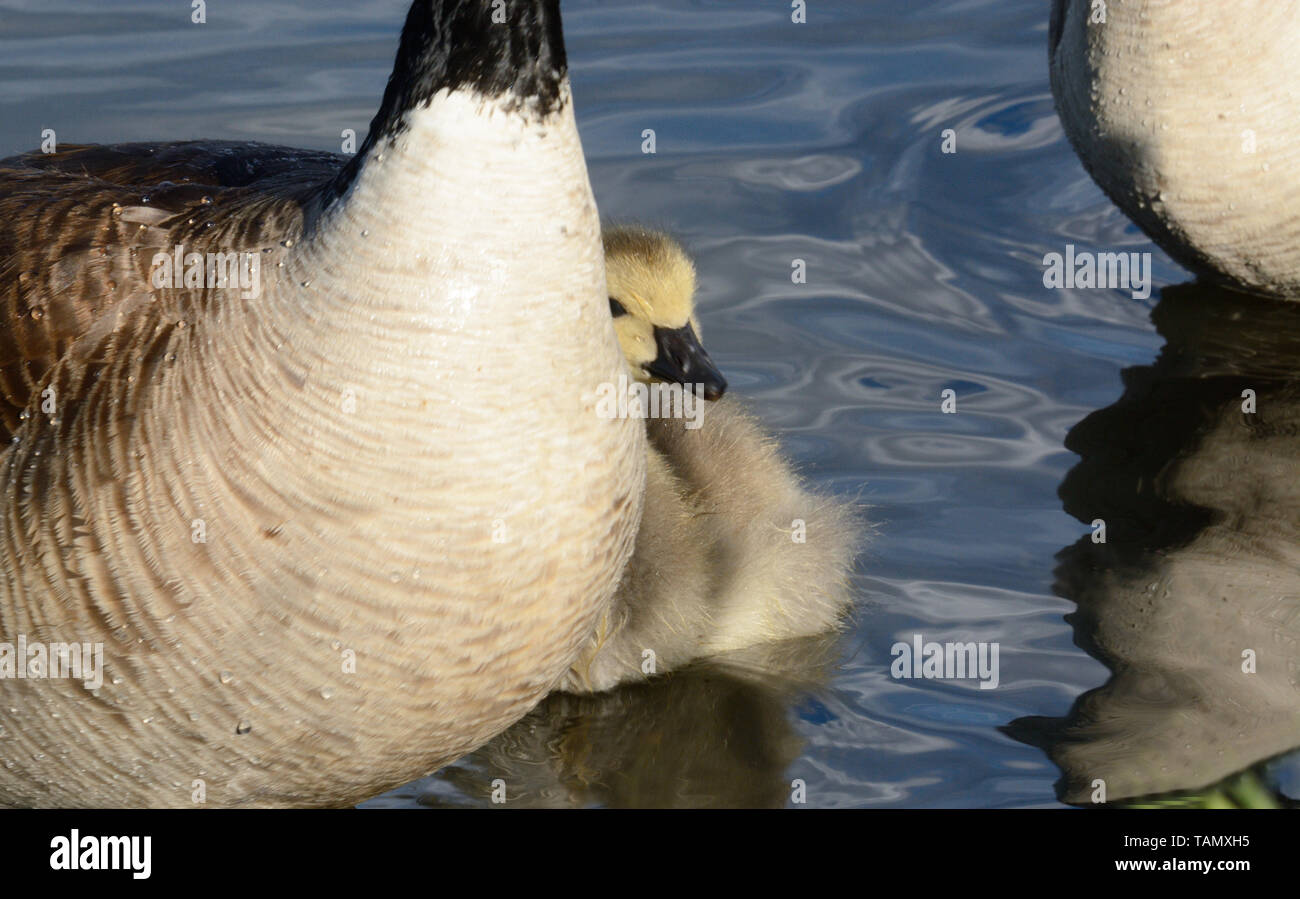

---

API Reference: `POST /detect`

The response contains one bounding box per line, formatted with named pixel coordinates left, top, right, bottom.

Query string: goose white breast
left=0, top=0, right=644, bottom=808
left=1051, top=0, right=1300, bottom=295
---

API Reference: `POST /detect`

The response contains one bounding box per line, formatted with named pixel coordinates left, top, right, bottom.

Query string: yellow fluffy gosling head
left=604, top=225, right=727, bottom=400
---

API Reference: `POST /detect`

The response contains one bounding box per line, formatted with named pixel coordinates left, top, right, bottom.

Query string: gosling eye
left=609, top=297, right=628, bottom=318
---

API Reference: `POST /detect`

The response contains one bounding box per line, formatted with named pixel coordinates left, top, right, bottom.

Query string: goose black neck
left=374, top=0, right=566, bottom=141
left=328, top=0, right=567, bottom=203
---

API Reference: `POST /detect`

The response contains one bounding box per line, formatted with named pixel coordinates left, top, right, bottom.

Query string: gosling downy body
left=560, top=227, right=860, bottom=694
left=0, top=0, right=645, bottom=808
left=1050, top=0, right=1300, bottom=295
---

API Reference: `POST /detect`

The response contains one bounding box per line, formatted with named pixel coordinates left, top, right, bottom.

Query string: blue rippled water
left=2, top=0, right=1292, bottom=808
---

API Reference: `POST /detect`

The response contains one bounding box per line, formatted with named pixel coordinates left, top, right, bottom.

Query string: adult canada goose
left=0, top=0, right=645, bottom=808
left=1050, top=1, right=1300, bottom=295
left=559, top=227, right=860, bottom=694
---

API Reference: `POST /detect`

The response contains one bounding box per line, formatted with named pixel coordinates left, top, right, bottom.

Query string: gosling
left=559, top=226, right=862, bottom=693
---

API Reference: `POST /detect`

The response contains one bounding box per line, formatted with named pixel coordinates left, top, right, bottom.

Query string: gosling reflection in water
left=415, top=634, right=845, bottom=808
left=1010, top=282, right=1300, bottom=804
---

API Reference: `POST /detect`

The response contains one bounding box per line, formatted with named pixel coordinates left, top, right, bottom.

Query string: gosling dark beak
left=644, top=322, right=728, bottom=401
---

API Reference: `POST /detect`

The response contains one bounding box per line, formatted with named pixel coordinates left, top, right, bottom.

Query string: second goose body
left=0, top=0, right=644, bottom=807
left=1051, top=0, right=1300, bottom=295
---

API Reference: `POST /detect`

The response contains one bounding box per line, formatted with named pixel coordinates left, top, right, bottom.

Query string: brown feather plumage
left=0, top=141, right=345, bottom=437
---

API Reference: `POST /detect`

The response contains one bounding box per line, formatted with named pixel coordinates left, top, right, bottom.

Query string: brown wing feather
left=0, top=141, right=344, bottom=438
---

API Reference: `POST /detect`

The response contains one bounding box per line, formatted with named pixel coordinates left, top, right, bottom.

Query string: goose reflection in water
left=388, top=634, right=846, bottom=809
left=1009, top=282, right=1300, bottom=805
